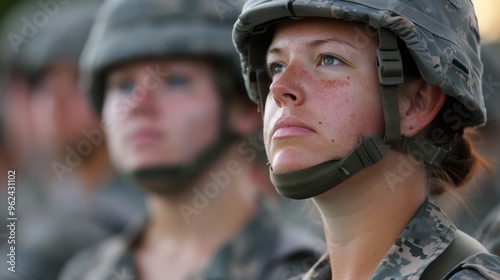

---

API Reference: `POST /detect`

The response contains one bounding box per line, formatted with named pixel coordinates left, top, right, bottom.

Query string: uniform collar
left=196, top=197, right=281, bottom=279
left=304, top=199, right=457, bottom=280
left=372, top=198, right=456, bottom=279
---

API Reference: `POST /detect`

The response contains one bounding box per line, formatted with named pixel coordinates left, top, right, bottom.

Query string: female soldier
left=59, top=0, right=320, bottom=279
left=233, top=0, right=500, bottom=279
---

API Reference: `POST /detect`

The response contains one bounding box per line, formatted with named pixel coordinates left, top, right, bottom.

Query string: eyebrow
left=267, top=37, right=359, bottom=56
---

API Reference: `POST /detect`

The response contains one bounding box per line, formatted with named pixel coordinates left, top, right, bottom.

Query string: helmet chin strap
left=269, top=29, right=449, bottom=200
left=270, top=133, right=390, bottom=199
left=126, top=127, right=237, bottom=196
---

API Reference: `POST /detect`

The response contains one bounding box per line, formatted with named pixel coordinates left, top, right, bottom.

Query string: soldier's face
left=2, top=73, right=34, bottom=164
left=30, top=61, right=99, bottom=154
left=103, top=58, right=221, bottom=173
left=263, top=18, right=384, bottom=174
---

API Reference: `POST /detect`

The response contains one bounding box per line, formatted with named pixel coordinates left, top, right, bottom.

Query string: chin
left=133, top=153, right=196, bottom=170
left=127, top=158, right=169, bottom=171
left=270, top=150, right=322, bottom=174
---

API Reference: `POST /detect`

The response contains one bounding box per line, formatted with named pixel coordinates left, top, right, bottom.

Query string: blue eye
left=267, top=63, right=285, bottom=78
left=320, top=54, right=342, bottom=66
left=118, top=80, right=136, bottom=93
left=166, top=74, right=189, bottom=89
left=273, top=64, right=285, bottom=74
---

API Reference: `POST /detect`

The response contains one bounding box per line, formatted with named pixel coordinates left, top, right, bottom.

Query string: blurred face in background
left=102, top=58, right=222, bottom=173
left=30, top=60, right=100, bottom=155
left=2, top=71, right=34, bottom=165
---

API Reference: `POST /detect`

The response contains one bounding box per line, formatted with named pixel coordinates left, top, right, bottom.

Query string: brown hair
left=424, top=127, right=490, bottom=197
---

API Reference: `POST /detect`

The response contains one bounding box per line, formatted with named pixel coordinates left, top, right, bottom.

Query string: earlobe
left=400, top=83, right=446, bottom=138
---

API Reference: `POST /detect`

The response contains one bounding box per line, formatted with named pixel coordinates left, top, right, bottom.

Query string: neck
left=313, top=151, right=425, bottom=280
left=76, top=144, right=113, bottom=189
left=140, top=143, right=258, bottom=254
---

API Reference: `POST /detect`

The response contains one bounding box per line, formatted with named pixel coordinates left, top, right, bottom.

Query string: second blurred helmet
left=81, top=0, right=243, bottom=114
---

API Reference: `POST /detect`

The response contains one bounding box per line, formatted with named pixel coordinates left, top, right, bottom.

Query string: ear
left=399, top=81, right=446, bottom=138
left=228, top=95, right=262, bottom=136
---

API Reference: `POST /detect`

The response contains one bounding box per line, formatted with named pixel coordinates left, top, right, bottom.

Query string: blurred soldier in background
left=19, top=0, right=145, bottom=235
left=476, top=41, right=500, bottom=256
left=0, top=1, right=145, bottom=279
left=0, top=3, right=53, bottom=279
left=0, top=2, right=35, bottom=175
left=60, top=0, right=320, bottom=279
left=0, top=70, right=17, bottom=194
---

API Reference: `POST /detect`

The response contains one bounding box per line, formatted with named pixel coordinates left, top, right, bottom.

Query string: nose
left=128, top=79, right=157, bottom=117
left=268, top=63, right=306, bottom=108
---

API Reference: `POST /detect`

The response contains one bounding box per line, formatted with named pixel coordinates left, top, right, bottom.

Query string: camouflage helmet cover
left=82, top=0, right=243, bottom=113
left=19, top=1, right=102, bottom=79
left=233, top=0, right=485, bottom=128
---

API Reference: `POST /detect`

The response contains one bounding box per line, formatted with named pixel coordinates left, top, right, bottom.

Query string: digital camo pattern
left=233, top=0, right=485, bottom=128
left=300, top=199, right=500, bottom=280
left=59, top=199, right=321, bottom=280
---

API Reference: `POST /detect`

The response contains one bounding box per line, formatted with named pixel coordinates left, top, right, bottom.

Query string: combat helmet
left=81, top=0, right=246, bottom=193
left=82, top=0, right=243, bottom=114
left=233, top=0, right=484, bottom=199
left=17, top=1, right=103, bottom=84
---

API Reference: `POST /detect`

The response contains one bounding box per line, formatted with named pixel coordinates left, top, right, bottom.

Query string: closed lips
left=272, top=118, right=315, bottom=138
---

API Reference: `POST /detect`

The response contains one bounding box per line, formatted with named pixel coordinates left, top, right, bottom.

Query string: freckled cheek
left=351, top=82, right=384, bottom=133
left=313, top=80, right=379, bottom=141
left=361, top=78, right=383, bottom=127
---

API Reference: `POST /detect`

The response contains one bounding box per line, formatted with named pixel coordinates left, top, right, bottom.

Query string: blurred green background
left=0, top=0, right=25, bottom=20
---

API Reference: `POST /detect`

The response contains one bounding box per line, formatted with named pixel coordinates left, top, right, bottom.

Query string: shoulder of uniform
left=58, top=235, right=130, bottom=280
left=259, top=225, right=325, bottom=279
left=446, top=253, right=500, bottom=280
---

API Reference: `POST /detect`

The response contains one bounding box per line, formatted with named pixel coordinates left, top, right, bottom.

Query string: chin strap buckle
left=377, top=28, right=404, bottom=86
left=377, top=28, right=404, bottom=146
left=399, top=138, right=449, bottom=166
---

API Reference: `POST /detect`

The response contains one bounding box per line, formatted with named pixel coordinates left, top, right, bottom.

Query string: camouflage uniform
left=296, top=199, right=500, bottom=279
left=59, top=198, right=321, bottom=280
